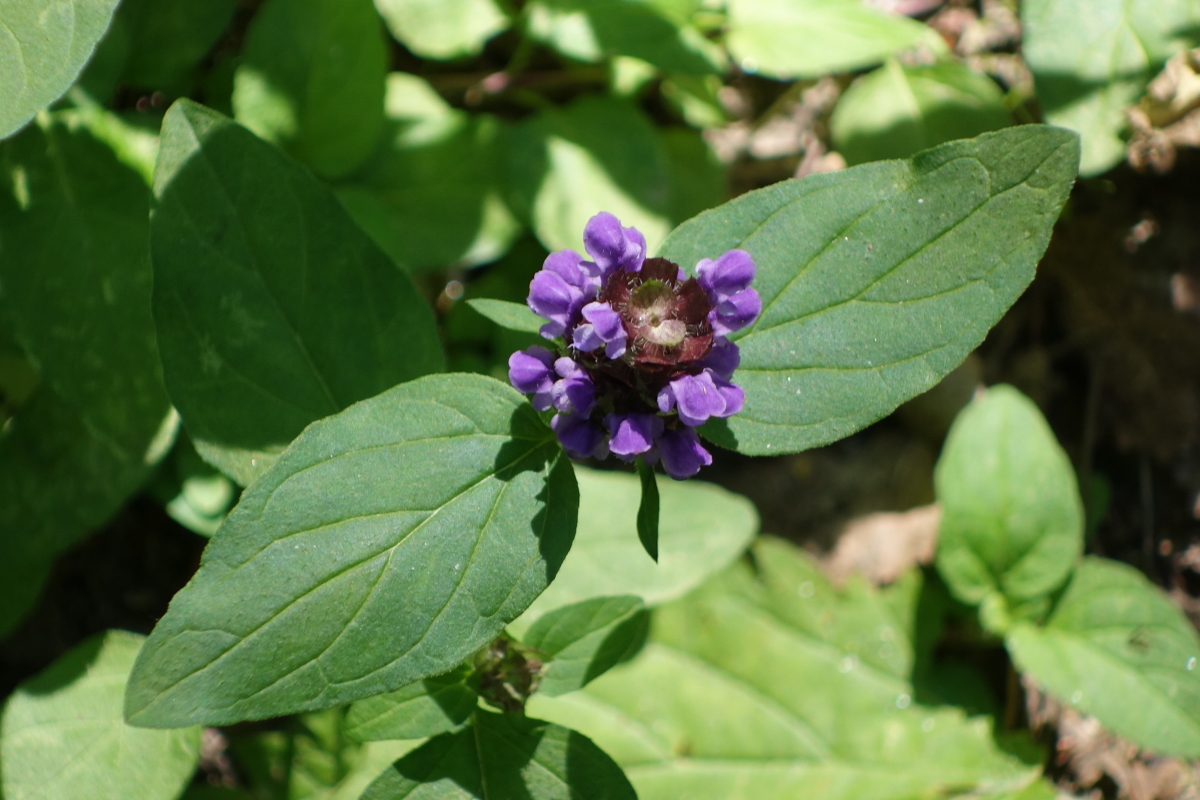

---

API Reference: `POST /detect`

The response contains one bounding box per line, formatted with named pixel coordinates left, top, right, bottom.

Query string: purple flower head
left=583, top=212, right=646, bottom=276
left=512, top=213, right=759, bottom=480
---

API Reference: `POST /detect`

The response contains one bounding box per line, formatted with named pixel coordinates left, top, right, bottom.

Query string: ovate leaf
left=0, top=0, right=120, bottom=139
left=0, top=631, right=200, bottom=800
left=233, top=0, right=386, bottom=178
left=466, top=299, right=544, bottom=335
left=362, top=710, right=636, bottom=800
left=659, top=126, right=1079, bottom=456
left=1022, top=0, right=1200, bottom=176
left=150, top=100, right=442, bottom=483
left=1007, top=558, right=1200, bottom=758
left=935, top=385, right=1083, bottom=607
left=374, top=0, right=510, bottom=60
left=725, top=0, right=940, bottom=80
left=523, top=596, right=649, bottom=696
left=125, top=374, right=577, bottom=727
left=346, top=666, right=478, bottom=742
left=529, top=538, right=1039, bottom=800
left=512, top=466, right=757, bottom=633
left=831, top=59, right=1011, bottom=166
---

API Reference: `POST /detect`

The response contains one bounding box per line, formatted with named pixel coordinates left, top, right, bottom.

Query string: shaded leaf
left=512, top=466, right=757, bottom=634
left=1007, top=557, right=1200, bottom=758
left=635, top=459, right=659, bottom=562
left=935, top=385, right=1083, bottom=608
left=0, top=0, right=120, bottom=139
left=1022, top=0, right=1200, bottom=176
left=465, top=299, right=544, bottom=335
left=116, top=0, right=239, bottom=94
left=125, top=374, right=577, bottom=727
left=659, top=126, right=1079, bottom=456
left=529, top=538, right=1040, bottom=800
left=150, top=100, right=442, bottom=482
left=374, top=0, right=509, bottom=60
left=523, top=596, right=648, bottom=697
left=509, top=96, right=672, bottom=256
left=725, top=0, right=940, bottom=80
left=361, top=710, right=636, bottom=800
left=831, top=59, right=1012, bottom=166
left=233, top=0, right=386, bottom=178
left=526, top=0, right=722, bottom=75
left=346, top=666, right=479, bottom=742
left=0, top=631, right=200, bottom=800
left=337, top=74, right=520, bottom=273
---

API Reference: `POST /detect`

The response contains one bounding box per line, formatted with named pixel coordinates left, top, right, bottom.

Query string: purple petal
left=508, top=347, right=555, bottom=396
left=696, top=250, right=755, bottom=303
left=555, top=357, right=585, bottom=379
left=668, top=371, right=727, bottom=427
left=552, top=376, right=596, bottom=416
left=552, top=413, right=607, bottom=459
left=605, top=413, right=664, bottom=460
left=658, top=427, right=712, bottom=479
left=573, top=323, right=604, bottom=353
left=529, top=270, right=585, bottom=338
left=656, top=382, right=676, bottom=414
left=699, top=337, right=740, bottom=381
left=544, top=249, right=601, bottom=297
left=710, top=289, right=762, bottom=336
left=583, top=212, right=646, bottom=275
left=573, top=302, right=628, bottom=357
left=711, top=374, right=744, bottom=418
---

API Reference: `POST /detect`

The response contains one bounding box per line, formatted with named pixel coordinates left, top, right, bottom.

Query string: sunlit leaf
left=523, top=596, right=648, bottom=696
left=374, top=0, right=510, bottom=59
left=465, top=299, right=544, bottom=335
left=346, top=666, right=479, bottom=741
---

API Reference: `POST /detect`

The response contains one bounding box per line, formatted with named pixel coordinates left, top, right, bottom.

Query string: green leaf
left=509, top=96, right=673, bottom=257
left=115, top=0, right=239, bottom=94
left=124, top=373, right=578, bottom=727
left=526, top=0, right=723, bottom=75
left=337, top=74, right=520, bottom=273
left=1022, top=0, right=1200, bottom=176
left=466, top=299, right=545, bottom=335
left=361, top=710, right=637, bottom=800
left=529, top=537, right=1040, bottom=800
left=523, top=596, right=648, bottom=697
left=512, top=466, right=757, bottom=634
left=935, top=385, right=1083, bottom=609
left=1007, top=557, right=1200, bottom=758
left=659, top=125, right=1079, bottom=456
left=374, top=0, right=510, bottom=59
left=831, top=60, right=1012, bottom=166
left=346, top=666, right=479, bottom=742
left=0, top=631, right=200, bottom=800
left=724, top=0, right=941, bottom=80
left=233, top=0, right=386, bottom=178
left=0, top=0, right=121, bottom=139
left=635, top=459, right=659, bottom=562
left=150, top=100, right=443, bottom=482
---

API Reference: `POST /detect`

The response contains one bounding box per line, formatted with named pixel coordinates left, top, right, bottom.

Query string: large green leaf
left=1022, top=0, right=1200, bottom=176
left=522, top=596, right=649, bottom=696
left=511, top=466, right=757, bottom=634
left=659, top=126, right=1079, bottom=456
left=346, top=666, right=479, bottom=742
left=530, top=537, right=1038, bottom=800
left=0, top=631, right=200, bottom=800
left=361, top=710, right=636, bottom=800
left=1007, top=558, right=1200, bottom=758
left=525, top=0, right=722, bottom=75
left=509, top=95, right=673, bottom=257
left=125, top=374, right=577, bottom=727
left=0, top=0, right=120, bottom=139
left=0, top=112, right=175, bottom=634
left=724, top=0, right=939, bottom=80
left=374, top=0, right=509, bottom=59
left=115, top=0, right=238, bottom=94
left=337, top=74, right=520, bottom=273
left=150, top=100, right=442, bottom=482
left=831, top=60, right=1011, bottom=166
left=935, top=385, right=1083, bottom=608
left=233, top=0, right=386, bottom=178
